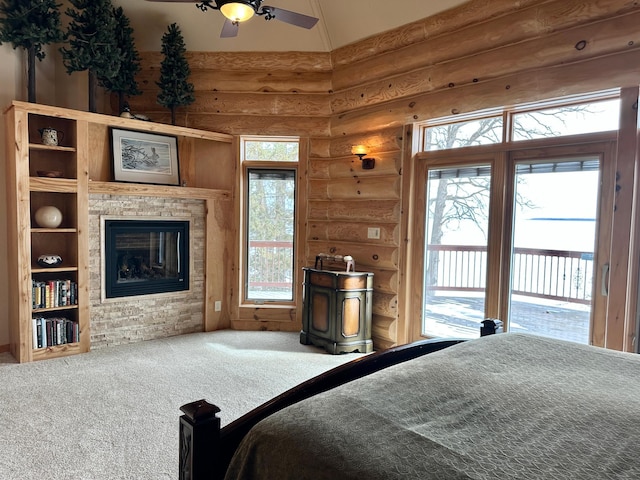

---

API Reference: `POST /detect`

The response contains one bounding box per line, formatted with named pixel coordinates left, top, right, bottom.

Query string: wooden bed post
left=179, top=399, right=221, bottom=480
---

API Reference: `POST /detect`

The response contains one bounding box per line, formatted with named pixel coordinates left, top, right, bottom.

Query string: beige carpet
left=0, top=330, right=365, bottom=480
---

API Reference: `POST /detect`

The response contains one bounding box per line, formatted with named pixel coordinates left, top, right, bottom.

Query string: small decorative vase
left=37, top=254, right=63, bottom=268
left=38, top=127, right=64, bottom=146
left=34, top=205, right=63, bottom=228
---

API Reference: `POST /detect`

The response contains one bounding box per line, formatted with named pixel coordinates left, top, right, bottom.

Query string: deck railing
left=247, top=240, right=294, bottom=296
left=426, top=244, right=593, bottom=304
left=248, top=241, right=594, bottom=305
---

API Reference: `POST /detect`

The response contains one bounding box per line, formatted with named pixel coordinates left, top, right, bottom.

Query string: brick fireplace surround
left=88, top=194, right=206, bottom=349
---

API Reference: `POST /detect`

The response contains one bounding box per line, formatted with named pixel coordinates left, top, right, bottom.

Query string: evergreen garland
left=60, top=0, right=122, bottom=112
left=157, top=23, right=195, bottom=125
left=99, top=6, right=141, bottom=114
left=0, top=0, right=64, bottom=102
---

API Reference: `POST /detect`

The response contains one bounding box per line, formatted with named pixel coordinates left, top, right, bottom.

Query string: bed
left=178, top=333, right=640, bottom=479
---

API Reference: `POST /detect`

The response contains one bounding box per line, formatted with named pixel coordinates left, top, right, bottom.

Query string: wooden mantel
left=88, top=181, right=230, bottom=201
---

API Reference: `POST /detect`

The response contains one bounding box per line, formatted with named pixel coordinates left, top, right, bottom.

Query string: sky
left=514, top=170, right=598, bottom=252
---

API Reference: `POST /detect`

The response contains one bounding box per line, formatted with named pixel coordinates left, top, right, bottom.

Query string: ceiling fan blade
left=220, top=18, right=239, bottom=38
left=264, top=7, right=319, bottom=29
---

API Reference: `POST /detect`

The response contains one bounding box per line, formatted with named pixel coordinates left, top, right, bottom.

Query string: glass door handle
left=601, top=263, right=609, bottom=296
left=177, top=232, right=181, bottom=274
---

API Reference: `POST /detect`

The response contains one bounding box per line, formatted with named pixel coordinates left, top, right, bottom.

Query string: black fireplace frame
left=104, top=219, right=190, bottom=298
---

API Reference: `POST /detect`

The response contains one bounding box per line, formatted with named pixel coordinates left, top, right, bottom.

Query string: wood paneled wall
left=128, top=51, right=332, bottom=136
left=130, top=0, right=640, bottom=349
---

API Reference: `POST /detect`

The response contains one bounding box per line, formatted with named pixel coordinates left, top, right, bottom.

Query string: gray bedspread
left=225, top=333, right=640, bottom=479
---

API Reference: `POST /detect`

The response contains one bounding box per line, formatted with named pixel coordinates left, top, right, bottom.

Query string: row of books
left=32, top=316, right=80, bottom=349
left=32, top=279, right=78, bottom=310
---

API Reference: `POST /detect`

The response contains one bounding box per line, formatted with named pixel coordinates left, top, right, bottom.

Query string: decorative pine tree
left=60, top=0, right=122, bottom=113
left=99, top=7, right=141, bottom=114
left=0, top=0, right=64, bottom=103
left=156, top=23, right=194, bottom=126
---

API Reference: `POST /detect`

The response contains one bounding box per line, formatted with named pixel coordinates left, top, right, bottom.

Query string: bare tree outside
left=423, top=104, right=608, bottom=289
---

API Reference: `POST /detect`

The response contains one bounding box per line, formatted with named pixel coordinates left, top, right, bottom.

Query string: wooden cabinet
left=5, top=101, right=234, bottom=362
left=300, top=268, right=374, bottom=354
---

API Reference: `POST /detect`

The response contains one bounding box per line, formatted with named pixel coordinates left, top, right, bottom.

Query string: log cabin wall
left=129, top=51, right=333, bottom=135
left=130, top=0, right=640, bottom=349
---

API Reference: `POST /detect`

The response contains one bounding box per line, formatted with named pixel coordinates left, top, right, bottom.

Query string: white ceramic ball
left=34, top=205, right=63, bottom=228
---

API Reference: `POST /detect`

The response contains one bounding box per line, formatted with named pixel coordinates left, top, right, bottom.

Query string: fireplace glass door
left=105, top=220, right=189, bottom=298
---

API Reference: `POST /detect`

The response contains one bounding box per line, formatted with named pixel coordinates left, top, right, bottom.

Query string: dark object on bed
left=180, top=334, right=640, bottom=479
left=480, top=317, right=503, bottom=336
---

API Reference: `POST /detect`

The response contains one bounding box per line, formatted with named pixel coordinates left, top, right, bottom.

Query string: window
left=419, top=89, right=620, bottom=151
left=424, top=113, right=503, bottom=151
left=510, top=98, right=619, bottom=141
left=241, top=137, right=299, bottom=303
left=244, top=140, right=299, bottom=161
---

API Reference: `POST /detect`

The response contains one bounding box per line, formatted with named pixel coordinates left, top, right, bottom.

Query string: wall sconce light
left=351, top=145, right=375, bottom=170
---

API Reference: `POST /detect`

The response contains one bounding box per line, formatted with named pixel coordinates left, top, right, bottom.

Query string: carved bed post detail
left=179, top=399, right=221, bottom=480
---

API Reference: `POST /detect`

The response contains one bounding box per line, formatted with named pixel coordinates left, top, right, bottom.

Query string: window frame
left=239, top=136, right=301, bottom=308
left=406, top=88, right=629, bottom=347
left=243, top=166, right=297, bottom=304
left=408, top=137, right=617, bottom=344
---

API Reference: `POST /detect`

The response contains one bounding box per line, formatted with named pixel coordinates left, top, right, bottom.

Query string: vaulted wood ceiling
left=112, top=0, right=470, bottom=52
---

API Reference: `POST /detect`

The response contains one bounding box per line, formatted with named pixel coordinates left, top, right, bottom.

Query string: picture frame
left=110, top=128, right=180, bottom=186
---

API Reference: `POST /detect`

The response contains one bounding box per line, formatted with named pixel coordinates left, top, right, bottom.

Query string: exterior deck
left=425, top=294, right=589, bottom=343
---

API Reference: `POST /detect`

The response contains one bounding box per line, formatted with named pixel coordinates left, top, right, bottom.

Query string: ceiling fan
left=146, top=0, right=319, bottom=38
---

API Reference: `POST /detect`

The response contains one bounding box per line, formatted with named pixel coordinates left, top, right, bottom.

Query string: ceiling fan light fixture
left=220, top=2, right=255, bottom=22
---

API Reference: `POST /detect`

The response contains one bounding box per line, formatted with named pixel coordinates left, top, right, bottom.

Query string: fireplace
left=104, top=219, right=189, bottom=298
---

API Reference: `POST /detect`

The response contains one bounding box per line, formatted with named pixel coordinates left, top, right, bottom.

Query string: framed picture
left=110, top=128, right=180, bottom=186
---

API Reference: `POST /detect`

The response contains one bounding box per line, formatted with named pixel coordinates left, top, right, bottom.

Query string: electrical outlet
left=367, top=227, right=381, bottom=239
left=214, top=301, right=222, bottom=312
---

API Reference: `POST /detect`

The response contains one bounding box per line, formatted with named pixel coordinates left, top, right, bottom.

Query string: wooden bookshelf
left=4, top=103, right=87, bottom=362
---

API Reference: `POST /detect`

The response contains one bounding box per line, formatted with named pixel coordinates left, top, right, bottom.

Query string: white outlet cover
left=368, top=227, right=381, bottom=239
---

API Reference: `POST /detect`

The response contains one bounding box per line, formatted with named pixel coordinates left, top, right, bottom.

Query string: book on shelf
left=31, top=316, right=79, bottom=349
left=31, top=279, right=78, bottom=310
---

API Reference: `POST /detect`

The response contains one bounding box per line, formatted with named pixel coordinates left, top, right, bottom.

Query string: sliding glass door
left=414, top=142, right=612, bottom=344
left=508, top=157, right=601, bottom=344
left=422, top=164, right=492, bottom=338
